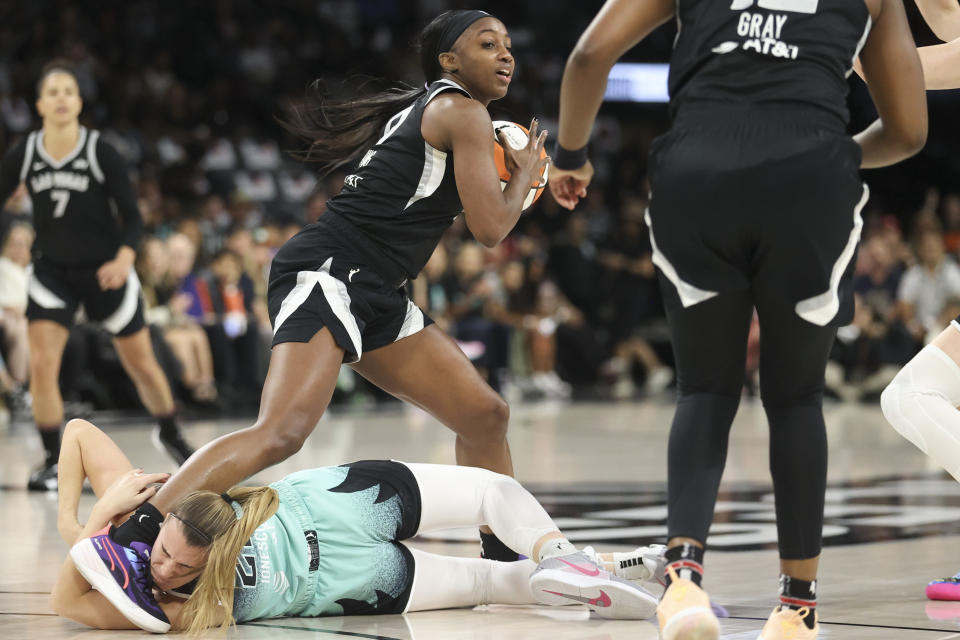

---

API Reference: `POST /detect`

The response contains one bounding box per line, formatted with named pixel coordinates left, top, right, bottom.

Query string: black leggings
left=663, top=282, right=836, bottom=560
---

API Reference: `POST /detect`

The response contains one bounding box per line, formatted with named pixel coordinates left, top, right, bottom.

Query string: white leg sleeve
left=880, top=341, right=960, bottom=481
left=401, top=463, right=559, bottom=558
left=404, top=546, right=537, bottom=612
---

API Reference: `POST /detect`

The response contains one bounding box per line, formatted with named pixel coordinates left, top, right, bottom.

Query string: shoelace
left=130, top=548, right=161, bottom=609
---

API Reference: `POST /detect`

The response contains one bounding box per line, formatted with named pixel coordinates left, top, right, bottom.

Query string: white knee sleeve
left=881, top=342, right=960, bottom=481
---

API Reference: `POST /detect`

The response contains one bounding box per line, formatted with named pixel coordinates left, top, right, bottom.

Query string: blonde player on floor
left=51, top=419, right=666, bottom=633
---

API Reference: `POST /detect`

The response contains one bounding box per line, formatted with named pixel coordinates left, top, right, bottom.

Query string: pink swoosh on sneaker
left=558, top=557, right=601, bottom=576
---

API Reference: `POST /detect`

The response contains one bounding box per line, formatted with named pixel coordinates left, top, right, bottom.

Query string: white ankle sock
left=537, top=538, right=577, bottom=562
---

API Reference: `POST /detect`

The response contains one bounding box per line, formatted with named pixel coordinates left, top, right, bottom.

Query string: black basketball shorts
left=267, top=225, right=434, bottom=363
left=646, top=106, right=867, bottom=327
left=26, top=258, right=145, bottom=336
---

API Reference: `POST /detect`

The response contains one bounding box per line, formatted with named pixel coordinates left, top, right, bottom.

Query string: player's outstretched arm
left=855, top=0, right=928, bottom=168
left=915, top=0, right=960, bottom=41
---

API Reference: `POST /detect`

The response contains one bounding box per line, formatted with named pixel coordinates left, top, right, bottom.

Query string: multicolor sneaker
left=69, top=527, right=170, bottom=633
left=927, top=573, right=960, bottom=601
left=657, top=566, right=720, bottom=640
left=529, top=550, right=659, bottom=619
left=758, top=606, right=818, bottom=640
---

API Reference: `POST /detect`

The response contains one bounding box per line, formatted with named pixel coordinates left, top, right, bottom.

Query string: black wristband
left=111, top=502, right=164, bottom=546
left=552, top=142, right=589, bottom=170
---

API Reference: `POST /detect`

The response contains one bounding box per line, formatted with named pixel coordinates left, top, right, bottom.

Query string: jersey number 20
left=730, top=0, right=818, bottom=13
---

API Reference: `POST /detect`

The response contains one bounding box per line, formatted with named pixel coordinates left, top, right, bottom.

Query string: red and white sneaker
left=529, top=550, right=658, bottom=619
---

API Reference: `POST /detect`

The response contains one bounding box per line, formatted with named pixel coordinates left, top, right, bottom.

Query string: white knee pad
left=880, top=343, right=960, bottom=480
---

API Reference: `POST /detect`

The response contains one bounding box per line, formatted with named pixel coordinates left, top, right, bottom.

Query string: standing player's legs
left=112, top=327, right=192, bottom=463
left=352, top=325, right=516, bottom=559
left=401, top=463, right=658, bottom=618
left=752, top=290, right=837, bottom=630
left=27, top=319, right=71, bottom=489
left=661, top=288, right=753, bottom=566
left=82, top=269, right=194, bottom=465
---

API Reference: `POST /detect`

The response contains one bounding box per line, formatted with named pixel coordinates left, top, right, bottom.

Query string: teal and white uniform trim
left=231, top=462, right=420, bottom=622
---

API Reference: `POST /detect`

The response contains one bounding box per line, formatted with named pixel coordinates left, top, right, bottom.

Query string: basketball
left=492, top=120, right=549, bottom=210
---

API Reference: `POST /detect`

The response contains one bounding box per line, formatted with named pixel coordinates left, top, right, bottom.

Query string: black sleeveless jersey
left=0, top=126, right=143, bottom=267
left=669, top=0, right=872, bottom=125
left=325, top=79, right=471, bottom=282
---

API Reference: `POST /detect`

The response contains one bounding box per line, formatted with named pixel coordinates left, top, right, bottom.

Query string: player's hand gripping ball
left=493, top=120, right=549, bottom=211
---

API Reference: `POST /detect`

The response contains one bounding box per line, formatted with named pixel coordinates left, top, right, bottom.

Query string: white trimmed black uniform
left=650, top=0, right=871, bottom=561
left=0, top=127, right=145, bottom=336
left=269, top=79, right=472, bottom=361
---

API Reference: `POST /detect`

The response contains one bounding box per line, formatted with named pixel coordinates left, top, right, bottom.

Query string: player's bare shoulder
left=422, top=91, right=490, bottom=151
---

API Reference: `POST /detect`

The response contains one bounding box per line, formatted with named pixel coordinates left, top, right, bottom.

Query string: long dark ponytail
left=279, top=10, right=482, bottom=175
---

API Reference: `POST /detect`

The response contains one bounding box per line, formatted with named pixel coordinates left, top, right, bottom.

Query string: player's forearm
left=918, top=38, right=960, bottom=89
left=557, top=50, right=611, bottom=152
left=855, top=119, right=927, bottom=168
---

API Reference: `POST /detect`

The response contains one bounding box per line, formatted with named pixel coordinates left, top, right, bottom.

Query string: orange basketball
left=492, top=120, right=549, bottom=211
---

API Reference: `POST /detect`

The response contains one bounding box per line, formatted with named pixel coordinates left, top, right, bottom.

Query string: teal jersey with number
left=231, top=465, right=415, bottom=622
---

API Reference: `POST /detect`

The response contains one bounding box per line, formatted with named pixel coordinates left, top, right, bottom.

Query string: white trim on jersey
left=427, top=79, right=471, bottom=102
left=273, top=258, right=362, bottom=357
left=846, top=15, right=873, bottom=78
left=19, top=132, right=37, bottom=182
left=36, top=126, right=88, bottom=169
left=404, top=143, right=448, bottom=210
left=795, top=183, right=870, bottom=326
left=101, top=267, right=142, bottom=335
left=86, top=130, right=105, bottom=183
left=395, top=300, right=425, bottom=342
left=644, top=205, right=719, bottom=308
left=27, top=265, right=67, bottom=309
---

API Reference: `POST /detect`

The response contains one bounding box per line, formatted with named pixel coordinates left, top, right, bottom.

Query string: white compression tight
left=401, top=463, right=560, bottom=612
left=881, top=335, right=960, bottom=481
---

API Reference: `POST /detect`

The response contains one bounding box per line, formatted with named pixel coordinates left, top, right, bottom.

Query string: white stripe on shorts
left=794, top=183, right=869, bottom=326
left=273, top=258, right=362, bottom=357
left=27, top=265, right=67, bottom=309
left=644, top=205, right=718, bottom=308
left=395, top=300, right=425, bottom=342
left=102, top=267, right=142, bottom=334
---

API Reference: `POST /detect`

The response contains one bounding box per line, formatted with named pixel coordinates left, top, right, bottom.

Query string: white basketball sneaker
left=530, top=551, right=659, bottom=619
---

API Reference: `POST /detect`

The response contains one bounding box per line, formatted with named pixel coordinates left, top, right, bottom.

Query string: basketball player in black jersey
left=0, top=61, right=194, bottom=490
left=550, top=1, right=926, bottom=639
left=72, top=11, right=551, bottom=629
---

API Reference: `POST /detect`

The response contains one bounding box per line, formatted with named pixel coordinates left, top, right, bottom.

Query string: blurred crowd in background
left=1, top=0, right=959, bottom=417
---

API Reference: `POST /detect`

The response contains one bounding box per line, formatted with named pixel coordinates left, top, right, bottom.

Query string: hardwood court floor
left=2, top=398, right=960, bottom=639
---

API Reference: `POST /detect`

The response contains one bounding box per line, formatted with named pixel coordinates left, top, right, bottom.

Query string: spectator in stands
left=137, top=237, right=217, bottom=404
left=0, top=221, right=33, bottom=410
left=897, top=228, right=960, bottom=345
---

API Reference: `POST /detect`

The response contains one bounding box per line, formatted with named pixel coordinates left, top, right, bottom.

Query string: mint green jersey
left=231, top=463, right=418, bottom=622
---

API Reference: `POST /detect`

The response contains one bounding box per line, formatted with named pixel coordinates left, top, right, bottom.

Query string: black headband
left=436, top=10, right=493, bottom=56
